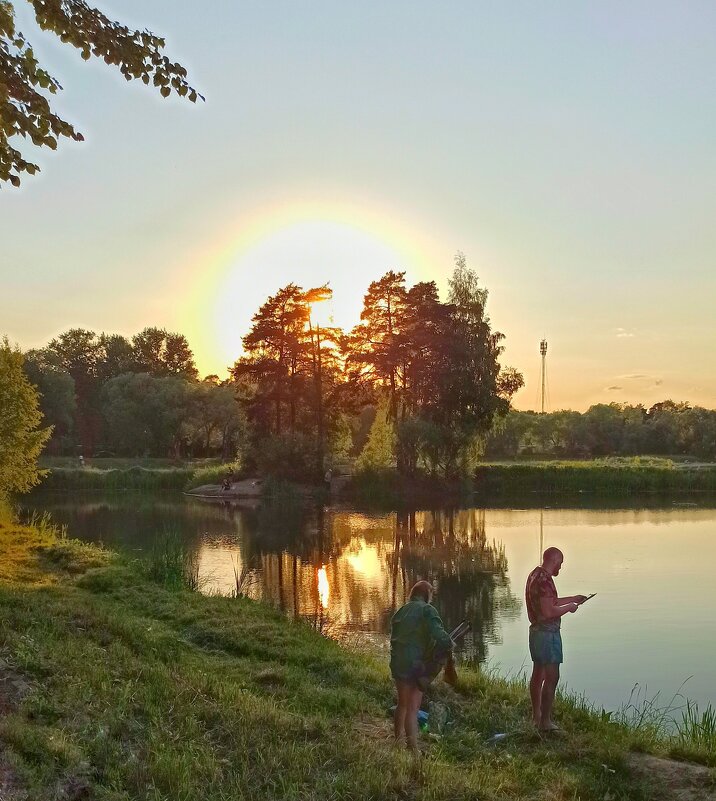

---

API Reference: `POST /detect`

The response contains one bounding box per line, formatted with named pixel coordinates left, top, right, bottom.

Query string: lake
left=23, top=491, right=716, bottom=715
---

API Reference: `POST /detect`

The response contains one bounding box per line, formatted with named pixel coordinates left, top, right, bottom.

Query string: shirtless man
left=525, top=547, right=587, bottom=731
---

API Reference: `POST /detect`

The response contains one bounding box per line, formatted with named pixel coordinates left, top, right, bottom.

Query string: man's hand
left=574, top=595, right=588, bottom=605
left=566, top=602, right=579, bottom=613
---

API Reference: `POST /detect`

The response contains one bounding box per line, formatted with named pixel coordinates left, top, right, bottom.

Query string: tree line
left=22, top=327, right=243, bottom=460
left=8, top=253, right=714, bottom=490
left=15, top=255, right=523, bottom=479
left=485, top=402, right=716, bottom=461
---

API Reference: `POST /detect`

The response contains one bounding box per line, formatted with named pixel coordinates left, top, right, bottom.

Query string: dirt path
left=627, top=754, right=716, bottom=801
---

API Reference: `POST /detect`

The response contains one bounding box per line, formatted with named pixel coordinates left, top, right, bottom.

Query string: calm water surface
left=24, top=492, right=716, bottom=713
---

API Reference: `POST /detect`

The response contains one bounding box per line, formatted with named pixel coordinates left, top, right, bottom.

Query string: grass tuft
left=145, top=532, right=201, bottom=591
left=677, top=700, right=716, bottom=754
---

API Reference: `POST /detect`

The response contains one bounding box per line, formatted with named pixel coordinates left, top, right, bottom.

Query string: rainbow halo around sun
left=183, top=200, right=442, bottom=377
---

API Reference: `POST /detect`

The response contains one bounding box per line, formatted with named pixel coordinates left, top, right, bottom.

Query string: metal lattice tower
left=539, top=339, right=548, bottom=414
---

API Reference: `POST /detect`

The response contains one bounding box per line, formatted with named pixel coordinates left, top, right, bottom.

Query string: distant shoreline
left=30, top=458, right=716, bottom=503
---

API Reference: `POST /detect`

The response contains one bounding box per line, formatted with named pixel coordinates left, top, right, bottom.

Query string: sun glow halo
left=182, top=203, right=439, bottom=378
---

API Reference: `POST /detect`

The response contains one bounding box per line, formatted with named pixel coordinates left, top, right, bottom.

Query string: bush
left=355, top=400, right=394, bottom=473
left=185, top=462, right=243, bottom=490
left=255, top=433, right=317, bottom=482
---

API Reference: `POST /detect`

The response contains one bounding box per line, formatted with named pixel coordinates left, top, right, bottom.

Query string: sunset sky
left=2, top=1, right=715, bottom=411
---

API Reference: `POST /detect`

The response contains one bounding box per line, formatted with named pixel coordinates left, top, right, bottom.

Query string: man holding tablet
left=525, top=547, right=589, bottom=731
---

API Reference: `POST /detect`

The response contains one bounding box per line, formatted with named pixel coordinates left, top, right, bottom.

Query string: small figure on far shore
left=390, top=580, right=455, bottom=753
left=323, top=467, right=332, bottom=493
left=78, top=455, right=85, bottom=469
left=221, top=476, right=231, bottom=492
left=526, top=547, right=587, bottom=732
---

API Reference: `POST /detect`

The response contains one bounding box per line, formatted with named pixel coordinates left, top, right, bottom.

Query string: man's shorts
left=391, top=643, right=451, bottom=690
left=529, top=625, right=563, bottom=665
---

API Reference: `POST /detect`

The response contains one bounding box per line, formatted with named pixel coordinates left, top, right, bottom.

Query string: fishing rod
left=449, top=620, right=471, bottom=643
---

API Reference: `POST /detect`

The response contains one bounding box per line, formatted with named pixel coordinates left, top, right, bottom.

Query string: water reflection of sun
left=317, top=566, right=330, bottom=609
left=345, top=544, right=383, bottom=580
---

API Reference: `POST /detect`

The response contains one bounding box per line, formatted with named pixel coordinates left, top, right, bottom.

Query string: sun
left=182, top=200, right=442, bottom=377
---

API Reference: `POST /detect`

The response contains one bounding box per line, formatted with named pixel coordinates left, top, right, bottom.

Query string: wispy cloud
left=606, top=385, right=623, bottom=391
left=612, top=373, right=664, bottom=389
left=614, top=327, right=636, bottom=338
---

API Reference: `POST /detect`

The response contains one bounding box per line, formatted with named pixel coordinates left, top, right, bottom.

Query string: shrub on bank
left=185, top=462, right=243, bottom=490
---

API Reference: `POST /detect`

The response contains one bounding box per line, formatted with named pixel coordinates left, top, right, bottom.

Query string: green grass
left=37, top=460, right=242, bottom=494
left=36, top=466, right=195, bottom=492
left=39, top=457, right=220, bottom=470
left=145, top=532, right=202, bottom=592
left=349, top=461, right=716, bottom=504
left=0, top=502, right=713, bottom=799
left=676, top=701, right=716, bottom=754
left=346, top=469, right=473, bottom=508
left=474, top=459, right=716, bottom=495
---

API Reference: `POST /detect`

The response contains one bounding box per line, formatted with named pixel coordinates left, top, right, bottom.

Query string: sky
left=2, top=0, right=715, bottom=411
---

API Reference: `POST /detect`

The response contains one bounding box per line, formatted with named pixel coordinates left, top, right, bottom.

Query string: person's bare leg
left=405, top=685, right=423, bottom=753
left=529, top=664, right=545, bottom=726
left=394, top=681, right=409, bottom=743
left=539, top=664, right=560, bottom=730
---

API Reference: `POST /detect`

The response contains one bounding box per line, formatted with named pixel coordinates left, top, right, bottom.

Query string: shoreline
left=0, top=503, right=713, bottom=798
left=31, top=459, right=716, bottom=503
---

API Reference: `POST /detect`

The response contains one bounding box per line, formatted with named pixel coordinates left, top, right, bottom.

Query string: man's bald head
left=542, top=547, right=564, bottom=576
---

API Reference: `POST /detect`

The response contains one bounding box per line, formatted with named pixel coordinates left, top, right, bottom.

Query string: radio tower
left=539, top=339, right=548, bottom=414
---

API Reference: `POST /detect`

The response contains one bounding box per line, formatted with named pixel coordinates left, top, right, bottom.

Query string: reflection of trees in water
left=393, top=509, right=520, bottom=664
left=21, top=492, right=240, bottom=554
left=241, top=505, right=368, bottom=635
left=27, top=493, right=521, bottom=661
left=386, top=509, right=520, bottom=662
left=242, top=504, right=520, bottom=661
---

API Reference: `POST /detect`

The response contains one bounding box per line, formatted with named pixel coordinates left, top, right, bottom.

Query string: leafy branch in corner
left=0, top=0, right=203, bottom=187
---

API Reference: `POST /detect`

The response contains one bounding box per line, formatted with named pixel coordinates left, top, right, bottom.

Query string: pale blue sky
left=2, top=1, right=715, bottom=410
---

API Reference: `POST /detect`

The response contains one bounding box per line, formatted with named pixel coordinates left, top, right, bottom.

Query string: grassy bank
left=347, top=460, right=716, bottom=505
left=346, top=469, right=472, bottom=507
left=475, top=459, right=716, bottom=495
left=0, top=505, right=713, bottom=799
left=35, top=459, right=241, bottom=494
left=36, top=465, right=194, bottom=492
left=36, top=457, right=716, bottom=502
left=39, top=458, right=214, bottom=470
